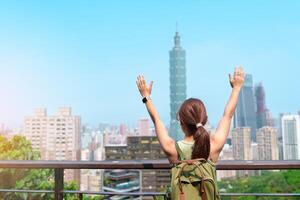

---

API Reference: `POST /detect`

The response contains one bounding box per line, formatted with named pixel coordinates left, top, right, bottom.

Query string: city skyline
left=0, top=1, right=299, bottom=197
left=1, top=1, right=300, bottom=128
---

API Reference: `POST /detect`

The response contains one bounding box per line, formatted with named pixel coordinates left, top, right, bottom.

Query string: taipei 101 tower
left=169, top=31, right=187, bottom=141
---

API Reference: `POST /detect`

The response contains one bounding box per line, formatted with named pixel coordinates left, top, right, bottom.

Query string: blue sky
left=0, top=1, right=299, bottom=128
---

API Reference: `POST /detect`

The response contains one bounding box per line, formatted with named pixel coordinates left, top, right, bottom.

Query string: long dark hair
left=177, top=98, right=210, bottom=159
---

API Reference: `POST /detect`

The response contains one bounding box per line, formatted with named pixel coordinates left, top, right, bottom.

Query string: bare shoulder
left=165, top=140, right=178, bottom=163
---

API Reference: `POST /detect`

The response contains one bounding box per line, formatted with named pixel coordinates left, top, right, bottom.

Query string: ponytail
left=177, top=98, right=210, bottom=159
left=191, top=126, right=210, bottom=159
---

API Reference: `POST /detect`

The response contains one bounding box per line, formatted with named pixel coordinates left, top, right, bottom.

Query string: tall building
left=251, top=143, right=258, bottom=160
left=255, top=83, right=267, bottom=129
left=81, top=139, right=103, bottom=192
left=81, top=127, right=93, bottom=149
left=104, top=144, right=139, bottom=196
left=80, top=170, right=102, bottom=192
left=104, top=129, right=127, bottom=145
left=217, top=145, right=236, bottom=181
left=127, top=136, right=169, bottom=196
left=257, top=126, right=279, bottom=160
left=232, top=127, right=252, bottom=160
left=234, top=74, right=257, bottom=142
left=232, top=127, right=252, bottom=177
left=169, top=31, right=186, bottom=141
left=119, top=123, right=127, bottom=136
left=103, top=135, right=169, bottom=200
left=255, top=83, right=273, bottom=129
left=138, top=118, right=150, bottom=136
left=104, top=144, right=140, bottom=200
left=265, top=109, right=274, bottom=127
left=80, top=145, right=103, bottom=191
left=24, top=107, right=81, bottom=181
left=278, top=113, right=287, bottom=160
left=281, top=114, right=300, bottom=160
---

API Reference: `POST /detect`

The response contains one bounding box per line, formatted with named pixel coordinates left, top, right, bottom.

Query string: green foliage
left=0, top=135, right=104, bottom=200
left=0, top=135, right=41, bottom=192
left=0, top=135, right=52, bottom=199
left=218, top=170, right=300, bottom=200
left=63, top=181, right=80, bottom=200
left=14, top=169, right=54, bottom=200
left=0, top=135, right=40, bottom=160
left=83, top=195, right=105, bottom=200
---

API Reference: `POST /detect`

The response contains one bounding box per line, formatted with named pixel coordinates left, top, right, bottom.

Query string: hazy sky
left=0, top=1, right=299, bottom=128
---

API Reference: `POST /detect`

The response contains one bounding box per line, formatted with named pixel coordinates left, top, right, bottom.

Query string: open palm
left=136, top=75, right=153, bottom=97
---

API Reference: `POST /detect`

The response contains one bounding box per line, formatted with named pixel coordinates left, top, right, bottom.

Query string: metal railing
left=0, top=160, right=299, bottom=200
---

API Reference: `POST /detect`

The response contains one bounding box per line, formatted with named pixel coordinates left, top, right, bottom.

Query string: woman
left=136, top=67, right=245, bottom=199
left=136, top=67, right=244, bottom=163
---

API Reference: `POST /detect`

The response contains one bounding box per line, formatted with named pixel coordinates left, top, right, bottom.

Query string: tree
left=0, top=135, right=105, bottom=200
left=0, top=135, right=40, bottom=194
left=0, top=135, right=53, bottom=199
left=218, top=170, right=300, bottom=200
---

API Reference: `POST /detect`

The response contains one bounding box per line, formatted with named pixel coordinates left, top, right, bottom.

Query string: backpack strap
left=194, top=164, right=208, bottom=200
left=174, top=158, right=206, bottom=165
left=200, top=182, right=207, bottom=200
left=175, top=142, right=185, bottom=161
left=177, top=161, right=208, bottom=200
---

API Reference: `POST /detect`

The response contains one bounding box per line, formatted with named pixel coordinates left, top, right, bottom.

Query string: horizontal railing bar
left=65, top=191, right=300, bottom=197
left=64, top=190, right=165, bottom=196
left=0, top=160, right=299, bottom=170
left=222, top=193, right=300, bottom=197
left=0, top=189, right=53, bottom=193
left=0, top=189, right=299, bottom=197
left=0, top=189, right=162, bottom=196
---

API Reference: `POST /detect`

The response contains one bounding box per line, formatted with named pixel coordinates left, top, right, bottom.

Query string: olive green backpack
left=166, top=142, right=221, bottom=200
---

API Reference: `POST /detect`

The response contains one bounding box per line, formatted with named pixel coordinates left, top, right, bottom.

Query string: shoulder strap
left=175, top=142, right=185, bottom=161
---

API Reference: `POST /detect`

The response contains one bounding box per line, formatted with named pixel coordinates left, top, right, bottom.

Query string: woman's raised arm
left=136, top=75, right=177, bottom=161
left=210, top=67, right=245, bottom=162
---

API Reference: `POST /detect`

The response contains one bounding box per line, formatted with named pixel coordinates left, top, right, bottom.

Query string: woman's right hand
left=210, top=66, right=246, bottom=162
left=229, top=67, right=245, bottom=90
left=136, top=75, right=153, bottom=97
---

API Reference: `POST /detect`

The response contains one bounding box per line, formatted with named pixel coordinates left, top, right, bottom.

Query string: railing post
left=55, top=168, right=64, bottom=200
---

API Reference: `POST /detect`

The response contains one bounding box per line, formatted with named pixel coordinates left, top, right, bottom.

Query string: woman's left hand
left=136, top=75, right=153, bottom=97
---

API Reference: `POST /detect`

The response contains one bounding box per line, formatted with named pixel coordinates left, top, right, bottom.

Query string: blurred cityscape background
left=0, top=1, right=300, bottom=200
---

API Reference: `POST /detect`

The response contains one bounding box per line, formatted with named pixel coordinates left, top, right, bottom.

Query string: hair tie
left=196, top=123, right=203, bottom=128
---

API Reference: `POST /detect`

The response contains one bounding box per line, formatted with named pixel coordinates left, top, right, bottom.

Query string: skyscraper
left=281, top=114, right=300, bottom=160
left=127, top=136, right=169, bottom=194
left=138, top=118, right=150, bottom=136
left=257, top=126, right=279, bottom=160
left=232, top=127, right=253, bottom=177
left=255, top=83, right=267, bottom=129
left=217, top=145, right=236, bottom=180
left=255, top=82, right=273, bottom=129
left=169, top=31, right=186, bottom=141
left=103, top=135, right=169, bottom=199
left=278, top=113, right=288, bottom=160
left=234, top=74, right=257, bottom=141
left=232, top=127, right=252, bottom=160
left=24, top=107, right=81, bottom=181
left=119, top=123, right=126, bottom=136
left=103, top=144, right=140, bottom=200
